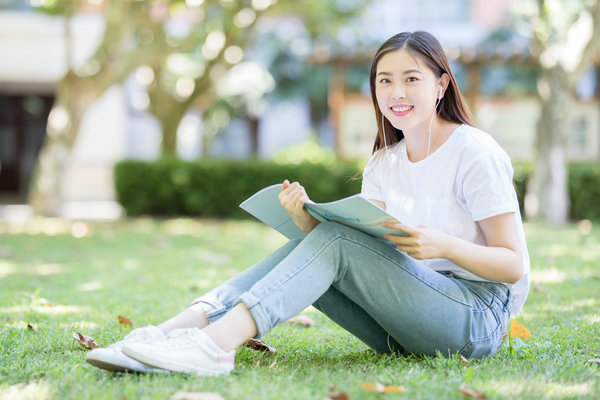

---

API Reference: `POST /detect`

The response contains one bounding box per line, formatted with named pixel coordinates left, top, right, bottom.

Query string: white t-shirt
left=361, top=124, right=530, bottom=316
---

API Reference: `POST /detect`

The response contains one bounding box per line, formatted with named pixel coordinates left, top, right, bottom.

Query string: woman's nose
left=392, top=83, right=406, bottom=99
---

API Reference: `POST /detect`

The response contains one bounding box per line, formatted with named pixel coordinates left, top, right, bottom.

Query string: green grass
left=0, top=218, right=599, bottom=399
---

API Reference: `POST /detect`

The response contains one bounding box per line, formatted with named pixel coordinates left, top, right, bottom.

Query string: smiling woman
left=85, top=31, right=531, bottom=377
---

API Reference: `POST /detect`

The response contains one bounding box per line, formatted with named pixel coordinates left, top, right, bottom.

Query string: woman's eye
left=379, top=78, right=390, bottom=84
left=406, top=77, right=418, bottom=82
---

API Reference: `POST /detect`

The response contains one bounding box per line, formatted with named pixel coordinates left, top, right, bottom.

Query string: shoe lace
left=112, top=327, right=161, bottom=348
left=160, top=328, right=205, bottom=350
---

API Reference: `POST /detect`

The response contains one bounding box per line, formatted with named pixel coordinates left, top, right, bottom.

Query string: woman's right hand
left=279, top=180, right=320, bottom=233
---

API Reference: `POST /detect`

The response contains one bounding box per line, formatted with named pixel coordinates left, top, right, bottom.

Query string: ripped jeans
left=192, top=222, right=512, bottom=358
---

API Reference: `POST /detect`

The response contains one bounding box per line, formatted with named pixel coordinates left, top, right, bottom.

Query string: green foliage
left=115, top=160, right=600, bottom=221
left=569, top=163, right=600, bottom=221
left=114, top=158, right=363, bottom=218
left=512, top=161, right=532, bottom=215
left=272, top=136, right=338, bottom=165
left=513, top=162, right=600, bottom=221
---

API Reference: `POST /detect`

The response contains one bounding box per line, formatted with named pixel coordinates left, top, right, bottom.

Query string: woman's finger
left=382, top=222, right=416, bottom=236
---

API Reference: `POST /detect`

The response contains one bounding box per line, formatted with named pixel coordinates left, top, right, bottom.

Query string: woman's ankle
left=158, top=304, right=210, bottom=334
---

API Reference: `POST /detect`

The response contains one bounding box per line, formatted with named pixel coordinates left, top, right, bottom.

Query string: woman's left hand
left=382, top=222, right=452, bottom=260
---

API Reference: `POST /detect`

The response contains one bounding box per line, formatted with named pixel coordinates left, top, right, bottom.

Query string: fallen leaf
left=170, top=392, right=225, bottom=400
left=457, top=353, right=470, bottom=366
left=72, top=331, right=99, bottom=350
left=287, top=315, right=316, bottom=326
left=509, top=318, right=531, bottom=339
left=359, top=382, right=406, bottom=394
left=325, top=385, right=350, bottom=400
left=27, top=323, right=38, bottom=332
left=118, top=315, right=132, bottom=327
left=458, top=386, right=488, bottom=399
left=585, top=358, right=600, bottom=366
left=245, top=338, right=277, bottom=354
left=325, top=390, right=350, bottom=400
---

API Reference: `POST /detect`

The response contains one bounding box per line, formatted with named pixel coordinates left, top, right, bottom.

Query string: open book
left=239, top=184, right=406, bottom=240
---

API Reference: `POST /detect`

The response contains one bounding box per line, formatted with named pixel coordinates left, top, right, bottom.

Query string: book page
left=240, top=184, right=407, bottom=240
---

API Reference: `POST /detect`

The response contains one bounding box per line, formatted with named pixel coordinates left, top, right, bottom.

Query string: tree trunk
left=525, top=66, right=570, bottom=224
left=247, top=115, right=259, bottom=155
left=160, top=112, right=183, bottom=156
left=28, top=73, right=97, bottom=216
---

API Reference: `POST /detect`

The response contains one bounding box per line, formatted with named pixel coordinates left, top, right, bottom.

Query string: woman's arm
left=279, top=180, right=320, bottom=234
left=382, top=212, right=524, bottom=284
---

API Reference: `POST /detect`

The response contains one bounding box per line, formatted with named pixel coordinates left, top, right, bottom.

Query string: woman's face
left=375, top=49, right=442, bottom=134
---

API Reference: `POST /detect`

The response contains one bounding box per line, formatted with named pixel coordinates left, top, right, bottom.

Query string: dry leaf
left=27, top=323, right=38, bottom=332
left=118, top=315, right=132, bottom=327
left=458, top=386, right=488, bottom=399
left=325, top=385, right=349, bottom=400
left=325, top=390, right=350, bottom=400
left=170, top=392, right=225, bottom=400
left=509, top=318, right=531, bottom=339
left=72, top=331, right=99, bottom=350
left=245, top=338, right=277, bottom=354
left=359, top=382, right=406, bottom=394
left=457, top=354, right=470, bottom=366
left=585, top=358, right=600, bottom=366
left=287, top=315, right=316, bottom=326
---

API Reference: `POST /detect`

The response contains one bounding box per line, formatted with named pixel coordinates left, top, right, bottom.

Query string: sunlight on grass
left=0, top=305, right=91, bottom=315
left=197, top=250, right=230, bottom=265
left=548, top=243, right=578, bottom=257
left=0, top=260, right=15, bottom=278
left=530, top=268, right=567, bottom=284
left=581, top=246, right=600, bottom=261
left=121, top=259, right=141, bottom=270
left=77, top=280, right=104, bottom=292
left=31, top=263, right=64, bottom=276
left=60, top=321, right=98, bottom=330
left=0, top=381, right=52, bottom=400
left=498, top=380, right=595, bottom=398
left=0, top=262, right=64, bottom=277
left=545, top=382, right=594, bottom=398
left=536, top=298, right=597, bottom=313
left=164, top=218, right=210, bottom=236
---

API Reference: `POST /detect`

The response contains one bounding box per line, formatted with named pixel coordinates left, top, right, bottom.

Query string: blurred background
left=0, top=0, right=599, bottom=224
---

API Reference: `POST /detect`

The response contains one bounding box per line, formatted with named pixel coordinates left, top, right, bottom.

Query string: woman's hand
left=382, top=222, right=451, bottom=260
left=383, top=213, right=524, bottom=284
left=279, top=180, right=320, bottom=234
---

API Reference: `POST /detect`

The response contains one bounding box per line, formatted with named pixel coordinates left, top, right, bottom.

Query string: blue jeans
left=192, top=222, right=512, bottom=359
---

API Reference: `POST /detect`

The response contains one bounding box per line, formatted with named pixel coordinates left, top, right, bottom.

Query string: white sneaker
left=122, top=327, right=235, bottom=376
left=86, top=325, right=168, bottom=373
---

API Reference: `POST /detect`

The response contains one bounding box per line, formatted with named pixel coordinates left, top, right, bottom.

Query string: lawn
left=0, top=217, right=599, bottom=399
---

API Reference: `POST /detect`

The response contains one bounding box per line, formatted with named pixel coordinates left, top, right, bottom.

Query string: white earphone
left=381, top=86, right=443, bottom=160
left=381, top=115, right=388, bottom=153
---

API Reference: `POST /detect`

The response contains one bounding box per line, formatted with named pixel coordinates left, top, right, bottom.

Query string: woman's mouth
left=390, top=105, right=414, bottom=117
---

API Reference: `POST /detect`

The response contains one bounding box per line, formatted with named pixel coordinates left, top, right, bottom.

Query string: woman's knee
left=307, top=221, right=353, bottom=242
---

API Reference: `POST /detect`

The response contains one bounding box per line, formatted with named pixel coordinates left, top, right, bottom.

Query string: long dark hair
left=369, top=31, right=474, bottom=153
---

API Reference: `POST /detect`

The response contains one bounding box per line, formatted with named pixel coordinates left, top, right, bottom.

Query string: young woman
left=86, top=31, right=530, bottom=376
